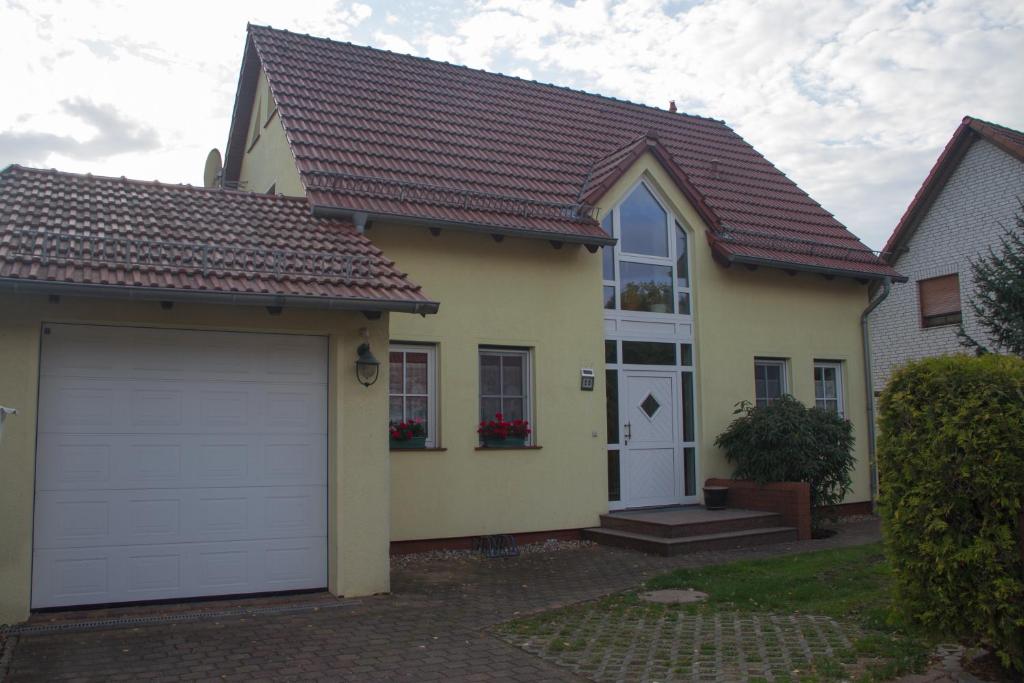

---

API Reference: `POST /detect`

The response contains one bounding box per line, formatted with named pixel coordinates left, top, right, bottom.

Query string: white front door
left=621, top=370, right=685, bottom=507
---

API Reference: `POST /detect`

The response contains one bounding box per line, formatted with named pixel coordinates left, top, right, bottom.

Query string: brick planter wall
left=705, top=478, right=812, bottom=541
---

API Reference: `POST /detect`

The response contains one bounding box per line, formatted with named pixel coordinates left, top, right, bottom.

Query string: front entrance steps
left=582, top=506, right=798, bottom=556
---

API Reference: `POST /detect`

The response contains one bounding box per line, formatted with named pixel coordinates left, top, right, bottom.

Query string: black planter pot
left=703, top=486, right=729, bottom=510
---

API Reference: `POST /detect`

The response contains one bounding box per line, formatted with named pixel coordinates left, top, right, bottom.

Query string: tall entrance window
left=603, top=179, right=697, bottom=510
left=602, top=182, right=691, bottom=315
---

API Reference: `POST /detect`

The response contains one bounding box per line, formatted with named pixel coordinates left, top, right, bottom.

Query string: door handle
left=624, top=422, right=631, bottom=445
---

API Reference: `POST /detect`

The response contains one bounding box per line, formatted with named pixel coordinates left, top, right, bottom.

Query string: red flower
left=389, top=419, right=426, bottom=441
left=477, top=413, right=531, bottom=442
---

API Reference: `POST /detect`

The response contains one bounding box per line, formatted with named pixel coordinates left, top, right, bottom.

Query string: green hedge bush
left=715, top=395, right=855, bottom=531
left=878, top=354, right=1024, bottom=672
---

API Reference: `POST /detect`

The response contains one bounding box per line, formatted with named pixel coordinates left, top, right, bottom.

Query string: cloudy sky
left=2, top=0, right=1021, bottom=250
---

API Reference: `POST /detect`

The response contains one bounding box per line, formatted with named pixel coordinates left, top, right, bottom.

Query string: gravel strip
left=391, top=538, right=596, bottom=568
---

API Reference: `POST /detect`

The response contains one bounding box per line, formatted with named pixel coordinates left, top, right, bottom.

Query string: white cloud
left=1, top=0, right=1021, bottom=248
left=387, top=0, right=1024, bottom=248
left=0, top=0, right=375, bottom=183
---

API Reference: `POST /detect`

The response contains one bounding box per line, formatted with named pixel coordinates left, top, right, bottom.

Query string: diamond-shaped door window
left=640, top=393, right=661, bottom=419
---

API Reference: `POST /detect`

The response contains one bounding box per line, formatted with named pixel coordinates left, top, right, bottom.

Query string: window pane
left=606, top=370, right=619, bottom=444
left=389, top=397, right=404, bottom=424
left=681, top=371, right=695, bottom=442
left=619, top=262, right=673, bottom=312
left=622, top=341, right=675, bottom=365
left=675, top=221, right=689, bottom=287
left=502, top=398, right=525, bottom=421
left=604, top=285, right=616, bottom=310
left=619, top=184, right=668, bottom=256
left=480, top=354, right=500, bottom=395
left=608, top=450, right=621, bottom=502
left=678, top=291, right=691, bottom=315
left=389, top=352, right=404, bottom=393
left=502, top=355, right=524, bottom=396
left=680, top=344, right=693, bottom=367
left=755, top=361, right=785, bottom=406
left=684, top=447, right=696, bottom=497
left=605, top=341, right=617, bottom=364
left=406, top=396, right=428, bottom=428
left=481, top=397, right=501, bottom=422
left=405, top=352, right=429, bottom=394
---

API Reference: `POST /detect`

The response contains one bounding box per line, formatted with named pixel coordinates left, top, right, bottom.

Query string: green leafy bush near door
left=715, top=395, right=856, bottom=531
left=878, top=354, right=1024, bottom=673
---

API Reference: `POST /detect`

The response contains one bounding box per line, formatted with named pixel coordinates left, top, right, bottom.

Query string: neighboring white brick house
left=869, top=117, right=1024, bottom=390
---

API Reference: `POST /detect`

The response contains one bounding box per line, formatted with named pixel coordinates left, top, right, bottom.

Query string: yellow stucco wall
left=233, top=118, right=874, bottom=542
left=594, top=153, right=873, bottom=503
left=236, top=68, right=303, bottom=197
left=0, top=294, right=391, bottom=624
left=369, top=227, right=609, bottom=541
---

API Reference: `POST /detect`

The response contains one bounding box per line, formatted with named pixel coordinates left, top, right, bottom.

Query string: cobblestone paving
left=497, top=603, right=860, bottom=682
left=4, top=519, right=880, bottom=682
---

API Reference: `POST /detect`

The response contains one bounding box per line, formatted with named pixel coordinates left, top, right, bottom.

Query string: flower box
left=389, top=419, right=427, bottom=450
left=478, top=412, right=531, bottom=449
left=390, top=436, right=427, bottom=449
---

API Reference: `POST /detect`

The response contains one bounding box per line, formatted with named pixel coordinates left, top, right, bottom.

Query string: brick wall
left=869, top=138, right=1024, bottom=389
left=705, top=478, right=812, bottom=540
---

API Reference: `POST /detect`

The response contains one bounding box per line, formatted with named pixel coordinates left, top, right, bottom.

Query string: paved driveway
left=3, top=519, right=880, bottom=682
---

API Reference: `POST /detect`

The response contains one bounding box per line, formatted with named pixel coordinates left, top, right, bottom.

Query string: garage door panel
left=40, top=326, right=329, bottom=386
left=32, top=538, right=328, bottom=609
left=35, top=486, right=327, bottom=549
left=36, top=434, right=326, bottom=490
left=40, top=379, right=326, bottom=435
left=40, top=378, right=323, bottom=432
left=33, top=325, right=328, bottom=608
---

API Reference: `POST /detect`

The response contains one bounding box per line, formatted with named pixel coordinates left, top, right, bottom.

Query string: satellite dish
left=203, top=149, right=223, bottom=188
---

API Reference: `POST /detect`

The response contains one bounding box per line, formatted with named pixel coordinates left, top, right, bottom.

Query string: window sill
left=474, top=445, right=543, bottom=451
left=390, top=447, right=447, bottom=452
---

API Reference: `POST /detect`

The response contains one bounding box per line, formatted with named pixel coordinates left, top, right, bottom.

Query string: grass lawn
left=496, top=543, right=937, bottom=682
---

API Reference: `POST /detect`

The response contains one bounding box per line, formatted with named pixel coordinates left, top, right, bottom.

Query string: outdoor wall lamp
left=355, top=328, right=380, bottom=387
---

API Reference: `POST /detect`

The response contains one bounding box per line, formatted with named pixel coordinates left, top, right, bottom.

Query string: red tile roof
left=225, top=24, right=900, bottom=280
left=0, top=165, right=438, bottom=312
left=883, top=116, right=1024, bottom=262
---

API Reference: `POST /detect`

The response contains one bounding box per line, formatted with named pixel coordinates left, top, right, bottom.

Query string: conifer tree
left=958, top=204, right=1024, bottom=356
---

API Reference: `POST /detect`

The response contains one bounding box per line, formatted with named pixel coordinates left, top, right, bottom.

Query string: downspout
left=860, top=277, right=892, bottom=513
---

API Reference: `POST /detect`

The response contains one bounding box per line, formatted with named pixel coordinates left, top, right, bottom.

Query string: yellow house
left=0, top=24, right=902, bottom=624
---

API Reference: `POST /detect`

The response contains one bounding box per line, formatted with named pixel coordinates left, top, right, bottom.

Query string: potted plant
left=389, top=419, right=427, bottom=449
left=478, top=412, right=531, bottom=448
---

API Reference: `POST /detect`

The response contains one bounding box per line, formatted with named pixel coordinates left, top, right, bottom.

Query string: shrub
left=878, top=354, right=1024, bottom=672
left=715, top=395, right=856, bottom=530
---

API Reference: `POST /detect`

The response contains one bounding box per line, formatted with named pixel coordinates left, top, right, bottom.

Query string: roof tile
left=0, top=165, right=437, bottom=311
left=240, top=25, right=898, bottom=279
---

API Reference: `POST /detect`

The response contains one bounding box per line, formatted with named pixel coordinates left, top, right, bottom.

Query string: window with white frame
left=603, top=181, right=691, bottom=315
left=754, top=358, right=787, bottom=407
left=389, top=344, right=438, bottom=447
left=479, top=348, right=532, bottom=437
left=813, top=361, right=844, bottom=417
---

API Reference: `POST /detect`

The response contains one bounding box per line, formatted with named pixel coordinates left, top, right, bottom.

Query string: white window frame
left=813, top=361, right=845, bottom=417
left=389, top=343, right=438, bottom=448
left=603, top=179, right=693, bottom=317
left=479, top=347, right=533, bottom=444
left=754, top=358, right=788, bottom=407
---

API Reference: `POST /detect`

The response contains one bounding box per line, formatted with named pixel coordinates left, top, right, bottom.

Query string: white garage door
left=32, top=324, right=328, bottom=609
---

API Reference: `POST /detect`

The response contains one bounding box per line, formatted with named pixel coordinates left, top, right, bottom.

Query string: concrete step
left=599, top=510, right=784, bottom=538
left=581, top=525, right=799, bottom=556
